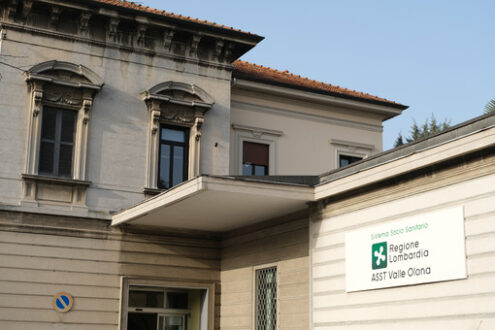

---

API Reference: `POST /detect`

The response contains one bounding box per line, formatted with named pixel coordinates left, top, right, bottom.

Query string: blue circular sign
left=53, top=292, right=73, bottom=312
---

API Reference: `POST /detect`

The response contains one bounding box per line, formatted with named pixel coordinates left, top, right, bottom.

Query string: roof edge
left=232, top=61, right=408, bottom=110
left=74, top=0, right=264, bottom=42
left=319, top=112, right=495, bottom=184
left=233, top=71, right=408, bottom=111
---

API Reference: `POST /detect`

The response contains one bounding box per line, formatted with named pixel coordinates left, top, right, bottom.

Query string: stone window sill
left=143, top=187, right=165, bottom=196
left=22, top=174, right=91, bottom=186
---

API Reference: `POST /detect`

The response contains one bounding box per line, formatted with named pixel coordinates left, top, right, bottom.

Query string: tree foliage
left=485, top=99, right=495, bottom=114
left=394, top=115, right=450, bottom=148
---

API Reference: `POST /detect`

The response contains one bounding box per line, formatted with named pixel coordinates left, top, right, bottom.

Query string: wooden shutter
left=243, top=142, right=269, bottom=166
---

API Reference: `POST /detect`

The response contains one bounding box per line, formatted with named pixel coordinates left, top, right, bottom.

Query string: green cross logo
left=372, top=242, right=387, bottom=270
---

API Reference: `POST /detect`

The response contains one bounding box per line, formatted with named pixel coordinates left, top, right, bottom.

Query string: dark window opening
left=39, top=107, right=76, bottom=177
left=127, top=286, right=203, bottom=330
left=129, top=290, right=164, bottom=308
left=339, top=154, right=363, bottom=168
left=128, top=313, right=157, bottom=330
left=158, top=126, right=189, bottom=189
left=242, top=141, right=269, bottom=176
left=167, top=292, right=189, bottom=309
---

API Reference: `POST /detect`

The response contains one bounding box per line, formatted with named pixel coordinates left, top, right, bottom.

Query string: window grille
left=255, top=266, right=277, bottom=330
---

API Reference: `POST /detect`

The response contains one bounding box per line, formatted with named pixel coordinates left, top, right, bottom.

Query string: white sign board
left=345, top=206, right=467, bottom=292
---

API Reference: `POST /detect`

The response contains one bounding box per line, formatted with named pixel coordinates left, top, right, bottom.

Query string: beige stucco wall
left=0, top=28, right=232, bottom=214
left=220, top=214, right=310, bottom=330
left=0, top=211, right=221, bottom=330
left=310, top=150, right=495, bottom=329
left=230, top=88, right=384, bottom=176
left=0, top=209, right=311, bottom=330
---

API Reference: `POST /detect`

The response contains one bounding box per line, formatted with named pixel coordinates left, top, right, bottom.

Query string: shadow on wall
left=220, top=210, right=310, bottom=271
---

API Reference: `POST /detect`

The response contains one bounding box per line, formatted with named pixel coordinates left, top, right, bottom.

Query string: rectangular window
left=255, top=266, right=277, bottom=330
left=339, top=154, right=363, bottom=168
left=158, top=126, right=189, bottom=189
left=126, top=285, right=208, bottom=330
left=38, top=107, right=76, bottom=177
left=242, top=141, right=269, bottom=176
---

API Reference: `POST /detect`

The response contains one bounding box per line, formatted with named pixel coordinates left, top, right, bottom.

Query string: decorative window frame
left=329, top=138, right=375, bottom=169
left=142, top=81, right=214, bottom=194
left=22, top=60, right=103, bottom=206
left=232, top=124, right=283, bottom=176
left=120, top=277, right=215, bottom=330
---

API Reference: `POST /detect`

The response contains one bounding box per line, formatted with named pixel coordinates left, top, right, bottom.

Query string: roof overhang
left=232, top=78, right=405, bottom=121
left=112, top=176, right=315, bottom=232
left=112, top=116, right=495, bottom=233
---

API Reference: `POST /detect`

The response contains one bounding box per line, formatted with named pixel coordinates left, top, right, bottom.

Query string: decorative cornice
left=1, top=22, right=236, bottom=71
left=143, top=81, right=213, bottom=130
left=162, top=28, right=174, bottom=51
left=31, top=89, right=43, bottom=117
left=233, top=78, right=403, bottom=120
left=144, top=81, right=215, bottom=105
left=22, top=0, right=33, bottom=18
left=78, top=12, right=91, bottom=36
left=49, top=5, right=61, bottom=28
left=7, top=0, right=18, bottom=19
left=0, top=0, right=261, bottom=65
left=329, top=139, right=375, bottom=151
left=232, top=123, right=284, bottom=137
left=26, top=60, right=104, bottom=87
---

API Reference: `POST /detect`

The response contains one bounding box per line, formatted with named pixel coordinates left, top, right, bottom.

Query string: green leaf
left=395, top=114, right=451, bottom=147
left=485, top=99, right=495, bottom=114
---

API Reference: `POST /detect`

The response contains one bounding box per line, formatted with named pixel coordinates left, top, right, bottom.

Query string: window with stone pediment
left=142, top=82, right=214, bottom=194
left=329, top=138, right=374, bottom=169
left=22, top=60, right=103, bottom=206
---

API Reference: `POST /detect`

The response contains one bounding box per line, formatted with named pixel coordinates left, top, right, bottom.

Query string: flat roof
left=319, top=112, right=495, bottom=184
left=112, top=176, right=314, bottom=232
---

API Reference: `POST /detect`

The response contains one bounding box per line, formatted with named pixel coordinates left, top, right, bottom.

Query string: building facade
left=309, top=114, right=495, bottom=329
left=0, top=1, right=405, bottom=328
left=4, top=1, right=493, bottom=330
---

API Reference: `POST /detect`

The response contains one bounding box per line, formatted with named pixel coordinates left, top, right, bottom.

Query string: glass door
left=158, top=314, right=186, bottom=330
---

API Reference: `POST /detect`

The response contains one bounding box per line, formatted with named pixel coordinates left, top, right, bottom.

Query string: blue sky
left=142, top=0, right=495, bottom=149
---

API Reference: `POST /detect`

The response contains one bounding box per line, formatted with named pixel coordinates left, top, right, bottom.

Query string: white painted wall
left=230, top=87, right=384, bottom=175
left=311, top=170, right=495, bottom=330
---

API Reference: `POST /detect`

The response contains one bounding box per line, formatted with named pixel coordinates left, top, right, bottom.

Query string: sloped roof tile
left=89, top=0, right=261, bottom=38
left=233, top=60, right=407, bottom=109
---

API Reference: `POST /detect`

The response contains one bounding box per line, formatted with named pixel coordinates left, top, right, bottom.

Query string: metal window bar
left=255, top=267, right=277, bottom=330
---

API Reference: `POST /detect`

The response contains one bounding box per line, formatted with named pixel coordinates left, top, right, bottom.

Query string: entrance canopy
left=112, top=176, right=315, bottom=232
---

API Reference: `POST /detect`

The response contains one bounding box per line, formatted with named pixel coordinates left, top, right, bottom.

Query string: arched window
left=142, top=82, right=214, bottom=193
left=22, top=60, right=103, bottom=206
